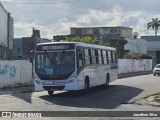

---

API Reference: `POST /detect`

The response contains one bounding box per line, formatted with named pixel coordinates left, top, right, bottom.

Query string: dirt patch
left=134, top=93, right=160, bottom=107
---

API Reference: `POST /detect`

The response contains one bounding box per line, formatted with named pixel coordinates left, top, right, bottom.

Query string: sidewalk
left=134, top=92, right=160, bottom=107
left=0, top=71, right=153, bottom=95
left=118, top=71, right=152, bottom=79
left=0, top=85, right=34, bottom=95
left=0, top=71, right=160, bottom=107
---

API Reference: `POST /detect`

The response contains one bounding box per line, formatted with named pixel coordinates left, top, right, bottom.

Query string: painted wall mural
left=124, top=38, right=147, bottom=54
left=118, top=59, right=152, bottom=74
left=0, top=64, right=16, bottom=78
left=0, top=60, right=32, bottom=89
left=0, top=59, right=152, bottom=89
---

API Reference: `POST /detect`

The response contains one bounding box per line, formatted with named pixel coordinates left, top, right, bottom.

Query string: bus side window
left=77, top=48, right=83, bottom=67
left=88, top=49, right=92, bottom=64
left=115, top=52, right=117, bottom=63
left=106, top=51, right=109, bottom=64
left=98, top=50, right=102, bottom=64
left=108, top=51, right=111, bottom=64
left=111, top=51, right=113, bottom=64
left=113, top=51, right=117, bottom=63
left=79, top=53, right=82, bottom=60
left=112, top=51, right=115, bottom=63
left=101, top=50, right=104, bottom=64
left=91, top=49, right=96, bottom=64
left=103, top=50, right=107, bottom=64
left=95, top=50, right=99, bottom=64
left=84, top=49, right=90, bottom=65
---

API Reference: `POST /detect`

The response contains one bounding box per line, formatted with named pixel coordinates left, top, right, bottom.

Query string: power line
left=0, top=0, right=83, bottom=5
left=16, top=26, right=69, bottom=31
left=31, top=26, right=69, bottom=31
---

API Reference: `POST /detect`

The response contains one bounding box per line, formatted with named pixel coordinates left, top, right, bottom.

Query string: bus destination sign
left=36, top=44, right=75, bottom=51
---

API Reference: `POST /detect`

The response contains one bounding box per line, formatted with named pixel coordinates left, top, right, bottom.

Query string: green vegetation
left=65, top=36, right=128, bottom=59
left=102, top=37, right=128, bottom=59
left=148, top=18, right=160, bottom=36
left=65, top=36, right=96, bottom=44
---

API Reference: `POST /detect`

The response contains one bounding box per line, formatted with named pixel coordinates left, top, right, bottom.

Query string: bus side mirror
left=79, top=53, right=82, bottom=60
left=30, top=57, right=33, bottom=63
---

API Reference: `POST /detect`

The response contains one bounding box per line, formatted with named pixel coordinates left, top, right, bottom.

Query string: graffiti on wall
left=138, top=60, right=152, bottom=71
left=0, top=64, right=17, bottom=78
left=118, top=59, right=152, bottom=74
left=144, top=60, right=151, bottom=71
left=124, top=39, right=146, bottom=54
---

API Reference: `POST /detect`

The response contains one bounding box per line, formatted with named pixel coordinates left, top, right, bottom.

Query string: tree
left=98, top=43, right=111, bottom=47
left=65, top=36, right=81, bottom=42
left=65, top=36, right=111, bottom=46
left=113, top=37, right=128, bottom=59
left=147, top=18, right=160, bottom=36
left=65, top=36, right=128, bottom=59
left=65, top=36, right=96, bottom=44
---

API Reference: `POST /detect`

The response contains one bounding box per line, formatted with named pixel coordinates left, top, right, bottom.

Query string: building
left=141, top=36, right=160, bottom=65
left=12, top=29, right=52, bottom=59
left=124, top=38, right=147, bottom=54
left=0, top=2, right=14, bottom=59
left=53, top=26, right=133, bottom=43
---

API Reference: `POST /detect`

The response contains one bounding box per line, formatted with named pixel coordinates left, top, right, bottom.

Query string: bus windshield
left=35, top=51, right=75, bottom=80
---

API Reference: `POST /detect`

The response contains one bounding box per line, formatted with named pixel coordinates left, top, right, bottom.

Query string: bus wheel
left=83, top=79, right=89, bottom=95
left=105, top=74, right=110, bottom=88
left=48, top=91, right=54, bottom=96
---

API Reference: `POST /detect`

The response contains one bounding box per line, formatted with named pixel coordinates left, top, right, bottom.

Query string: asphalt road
left=0, top=74, right=160, bottom=119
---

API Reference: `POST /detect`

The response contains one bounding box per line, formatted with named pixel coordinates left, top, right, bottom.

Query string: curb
left=129, top=92, right=160, bottom=107
left=118, top=71, right=152, bottom=79
left=148, top=102, right=160, bottom=107
left=0, top=85, right=34, bottom=95
left=0, top=71, right=153, bottom=95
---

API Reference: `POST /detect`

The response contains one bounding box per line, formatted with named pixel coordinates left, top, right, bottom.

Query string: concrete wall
left=0, top=3, right=8, bottom=47
left=8, top=14, right=14, bottom=50
left=0, top=3, right=14, bottom=59
left=12, top=38, right=23, bottom=57
left=120, top=27, right=132, bottom=39
left=147, top=41, right=160, bottom=51
left=118, top=59, right=152, bottom=74
left=70, top=27, right=132, bottom=39
left=0, top=59, right=152, bottom=88
left=141, top=36, right=160, bottom=65
left=141, top=36, right=160, bottom=51
left=0, top=60, right=32, bottom=88
left=124, top=38, right=147, bottom=54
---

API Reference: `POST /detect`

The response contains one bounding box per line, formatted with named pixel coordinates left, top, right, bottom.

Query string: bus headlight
left=35, top=78, right=42, bottom=85
left=68, top=77, right=75, bottom=84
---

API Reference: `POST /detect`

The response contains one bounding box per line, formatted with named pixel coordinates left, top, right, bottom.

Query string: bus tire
left=48, top=91, right=54, bottom=96
left=83, top=78, right=89, bottom=95
left=105, top=74, right=110, bottom=88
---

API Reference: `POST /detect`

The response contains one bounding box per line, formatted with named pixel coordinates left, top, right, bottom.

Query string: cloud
left=2, top=0, right=160, bottom=39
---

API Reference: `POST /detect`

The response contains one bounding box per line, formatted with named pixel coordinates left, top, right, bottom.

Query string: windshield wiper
left=61, top=50, right=66, bottom=62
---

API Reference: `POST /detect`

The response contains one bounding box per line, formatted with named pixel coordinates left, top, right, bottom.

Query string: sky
left=1, top=0, right=160, bottom=39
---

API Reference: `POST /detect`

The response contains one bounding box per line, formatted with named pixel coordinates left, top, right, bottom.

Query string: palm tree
left=147, top=18, right=160, bottom=36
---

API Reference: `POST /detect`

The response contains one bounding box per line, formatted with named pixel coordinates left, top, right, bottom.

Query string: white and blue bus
left=33, top=42, right=118, bottom=95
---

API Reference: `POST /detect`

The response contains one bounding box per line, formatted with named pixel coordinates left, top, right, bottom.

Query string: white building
left=0, top=2, right=14, bottom=59
left=124, top=38, right=147, bottom=54
left=141, top=36, right=160, bottom=65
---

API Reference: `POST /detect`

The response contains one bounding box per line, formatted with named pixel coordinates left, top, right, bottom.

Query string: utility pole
left=7, top=12, right=10, bottom=60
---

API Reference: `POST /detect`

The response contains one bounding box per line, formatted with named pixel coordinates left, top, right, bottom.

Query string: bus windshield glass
left=35, top=51, right=75, bottom=80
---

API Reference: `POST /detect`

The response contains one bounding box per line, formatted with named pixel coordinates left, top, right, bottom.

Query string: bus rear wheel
left=48, top=91, right=54, bottom=96
left=105, top=74, right=110, bottom=88
left=83, top=79, right=89, bottom=95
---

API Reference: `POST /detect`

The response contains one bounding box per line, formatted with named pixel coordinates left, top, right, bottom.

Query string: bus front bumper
left=34, top=82, right=79, bottom=92
left=43, top=85, right=65, bottom=91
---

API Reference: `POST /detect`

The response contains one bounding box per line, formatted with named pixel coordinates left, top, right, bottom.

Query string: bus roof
left=37, top=42, right=116, bottom=51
